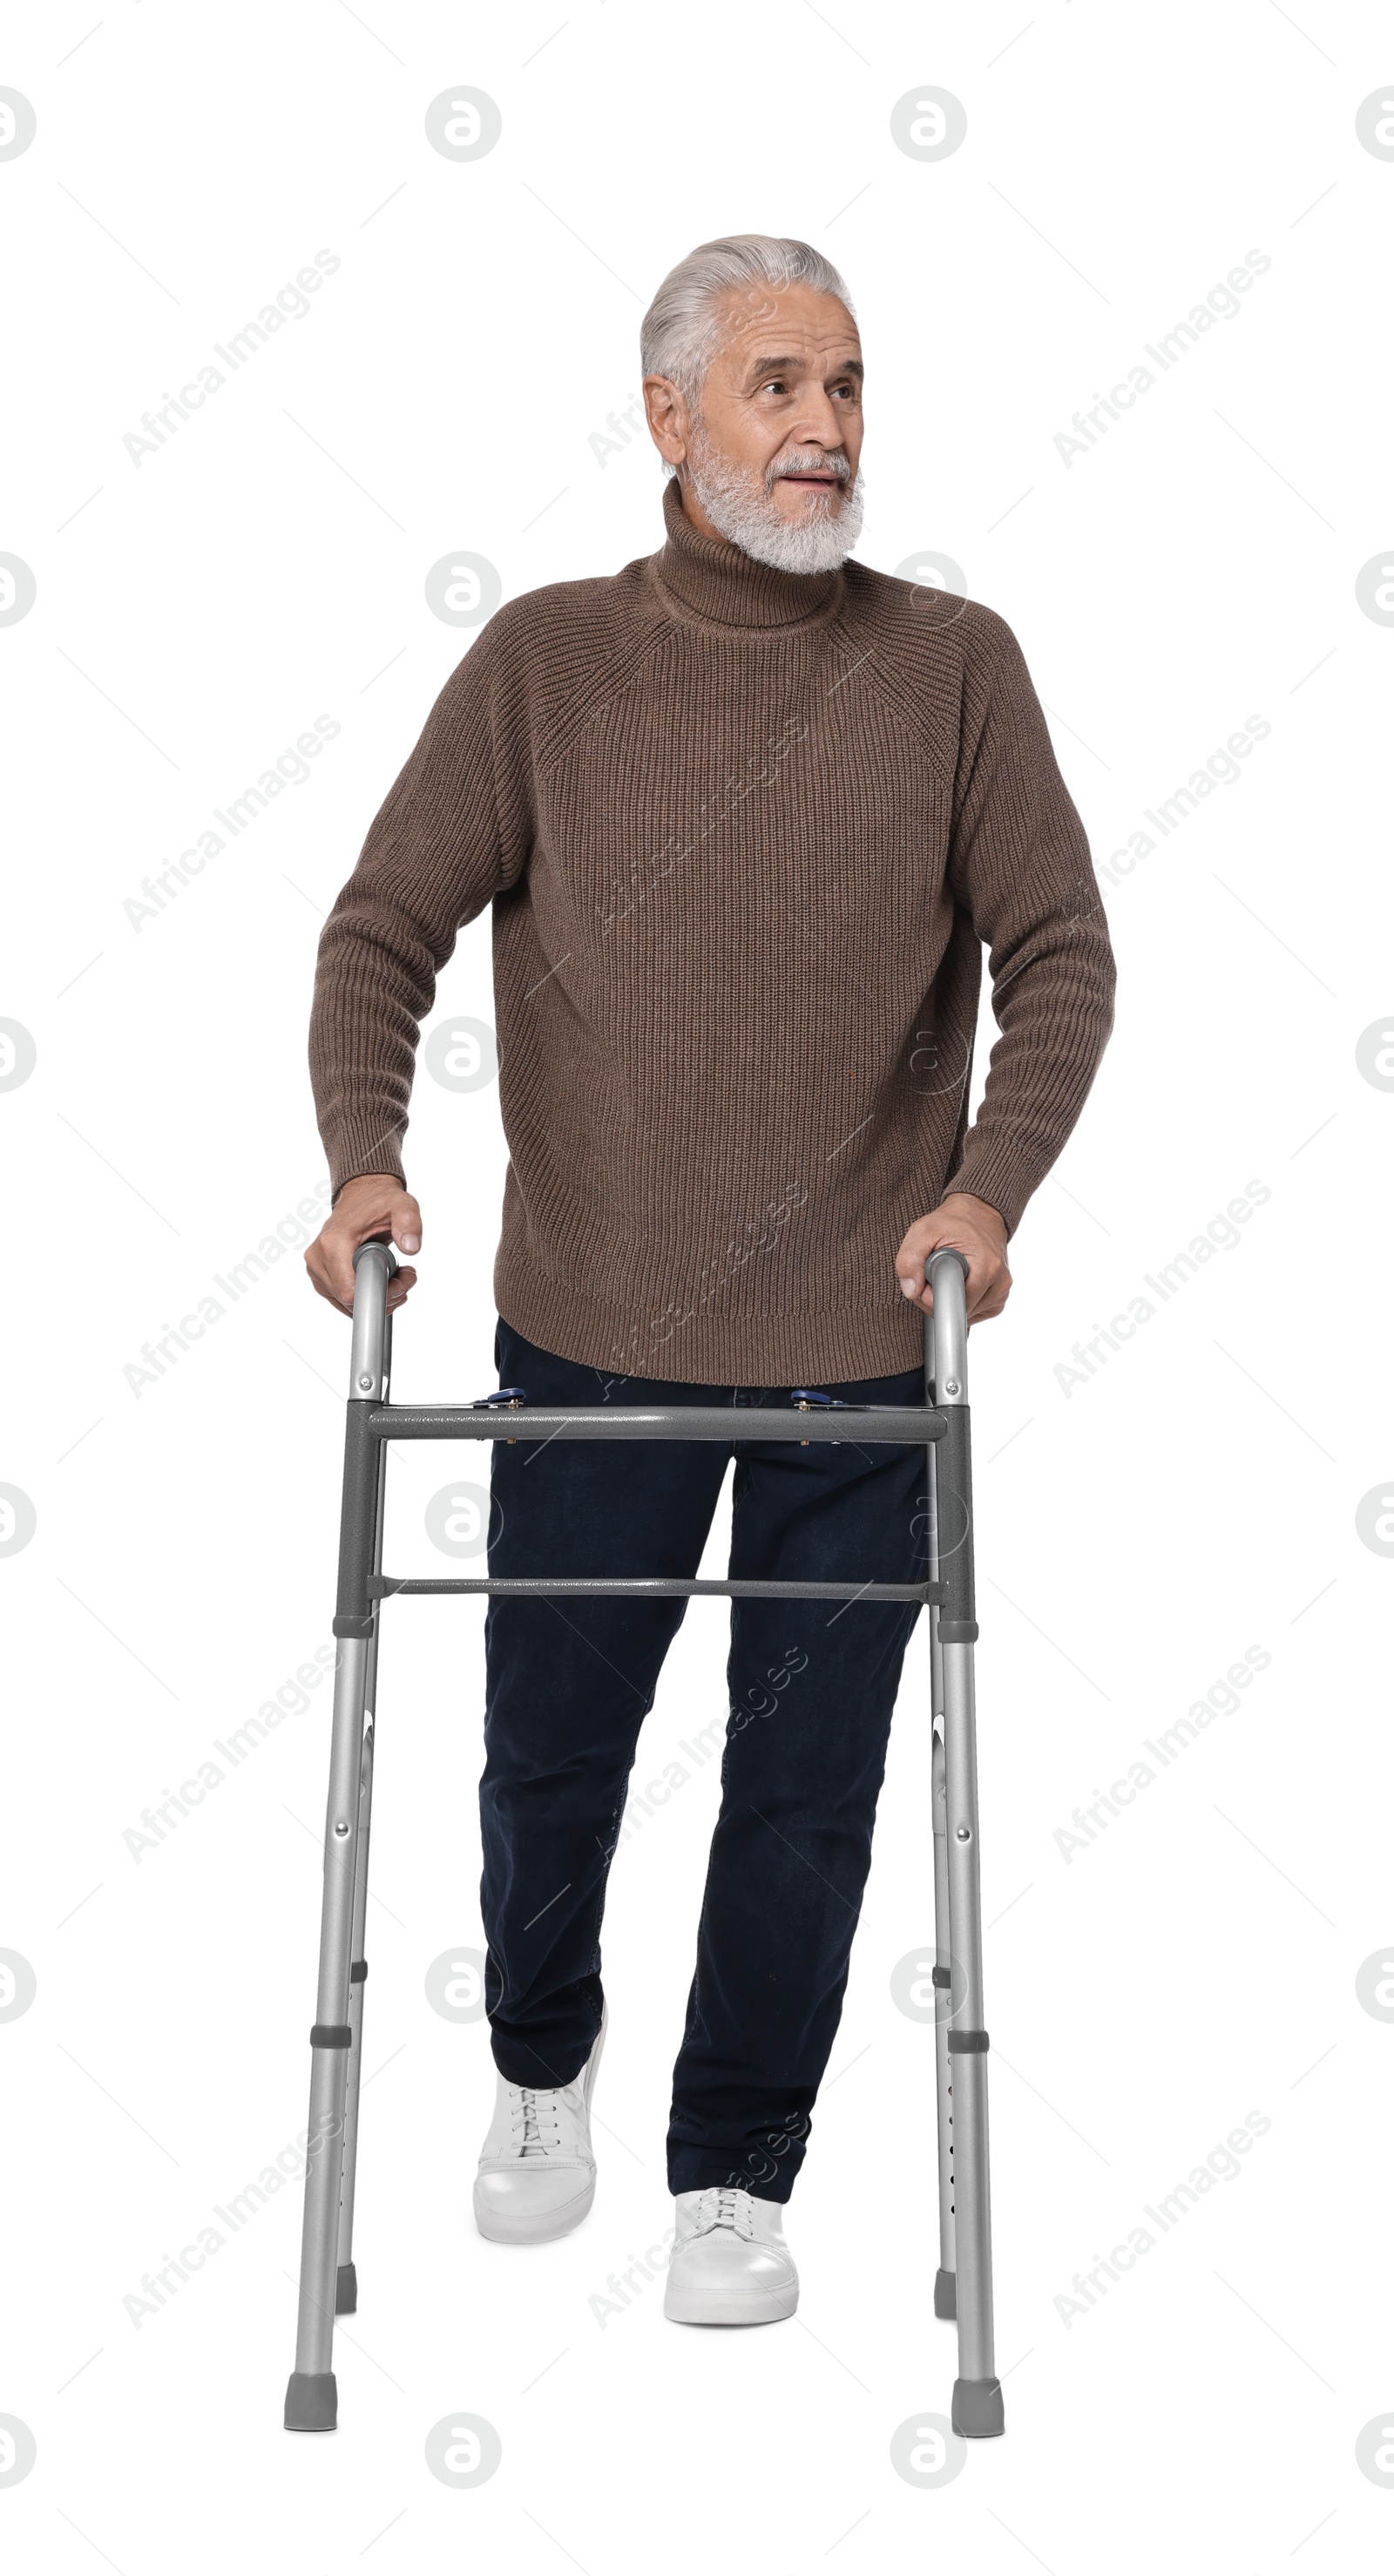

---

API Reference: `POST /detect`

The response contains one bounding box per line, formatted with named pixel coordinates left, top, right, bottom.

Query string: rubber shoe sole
left=663, top=2274, right=799, bottom=2326
left=473, top=2171, right=596, bottom=2245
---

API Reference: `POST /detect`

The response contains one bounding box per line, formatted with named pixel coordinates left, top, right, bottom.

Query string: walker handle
left=925, top=1247, right=970, bottom=1405
left=352, top=1235, right=400, bottom=1279
left=348, top=1238, right=396, bottom=1398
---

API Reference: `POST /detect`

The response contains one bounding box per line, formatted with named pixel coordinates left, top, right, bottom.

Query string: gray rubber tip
left=934, top=2268, right=957, bottom=2322
left=335, top=2261, right=357, bottom=2315
left=951, top=2375, right=1005, bottom=2439
left=284, top=2369, right=337, bottom=2433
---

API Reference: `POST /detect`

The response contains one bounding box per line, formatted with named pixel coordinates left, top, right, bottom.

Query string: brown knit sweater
left=308, top=478, right=1114, bottom=1382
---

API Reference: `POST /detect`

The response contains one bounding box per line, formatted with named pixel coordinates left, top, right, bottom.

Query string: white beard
left=682, top=428, right=864, bottom=574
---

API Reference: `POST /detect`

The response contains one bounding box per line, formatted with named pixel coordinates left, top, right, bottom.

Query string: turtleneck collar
left=649, top=473, right=846, bottom=631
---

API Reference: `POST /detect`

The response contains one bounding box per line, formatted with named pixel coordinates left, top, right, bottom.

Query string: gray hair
left=640, top=234, right=856, bottom=406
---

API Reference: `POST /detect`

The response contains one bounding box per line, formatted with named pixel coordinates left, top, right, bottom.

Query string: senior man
left=305, top=233, right=1114, bottom=2327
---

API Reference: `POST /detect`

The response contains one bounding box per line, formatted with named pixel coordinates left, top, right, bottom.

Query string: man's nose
left=798, top=392, right=846, bottom=449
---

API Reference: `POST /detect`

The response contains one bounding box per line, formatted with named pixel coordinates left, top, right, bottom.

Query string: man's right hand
left=304, top=1173, right=422, bottom=1318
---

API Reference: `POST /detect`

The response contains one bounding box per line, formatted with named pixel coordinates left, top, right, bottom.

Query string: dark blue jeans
left=479, top=1317, right=928, bottom=2201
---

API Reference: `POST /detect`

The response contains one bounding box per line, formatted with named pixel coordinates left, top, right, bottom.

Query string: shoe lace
left=509, top=2084, right=564, bottom=2156
left=690, top=2186, right=754, bottom=2240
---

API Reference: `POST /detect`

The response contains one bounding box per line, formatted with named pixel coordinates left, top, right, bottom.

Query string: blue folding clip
left=790, top=1387, right=849, bottom=1442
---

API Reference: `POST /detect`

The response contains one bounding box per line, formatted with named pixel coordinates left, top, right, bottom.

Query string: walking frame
left=284, top=1240, right=1005, bottom=2441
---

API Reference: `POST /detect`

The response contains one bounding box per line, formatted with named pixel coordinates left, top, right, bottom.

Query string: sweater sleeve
left=940, top=614, right=1116, bottom=1237
left=308, top=620, right=529, bottom=1202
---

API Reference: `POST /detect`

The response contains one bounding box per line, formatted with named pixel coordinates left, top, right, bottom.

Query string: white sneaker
left=472, top=2010, right=606, bottom=2244
left=664, top=2186, right=799, bottom=2325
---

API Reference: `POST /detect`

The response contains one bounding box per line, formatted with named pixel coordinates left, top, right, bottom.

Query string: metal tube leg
left=923, top=1342, right=958, bottom=2323
left=942, top=1639, right=1002, bottom=2435
left=284, top=1638, right=372, bottom=2430
left=285, top=1247, right=394, bottom=2435
left=931, top=1725, right=957, bottom=2320
left=334, top=1718, right=375, bottom=2315
left=927, top=1249, right=1003, bottom=2440
left=335, top=1397, right=388, bottom=2319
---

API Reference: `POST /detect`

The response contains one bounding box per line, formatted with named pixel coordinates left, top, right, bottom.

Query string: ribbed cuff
left=325, top=1130, right=407, bottom=1208
left=942, top=1138, right=1043, bottom=1240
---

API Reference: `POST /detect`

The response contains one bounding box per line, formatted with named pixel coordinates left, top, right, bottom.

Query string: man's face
left=645, top=282, right=865, bottom=569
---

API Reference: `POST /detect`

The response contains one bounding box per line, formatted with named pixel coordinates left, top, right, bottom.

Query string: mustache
left=768, top=447, right=852, bottom=489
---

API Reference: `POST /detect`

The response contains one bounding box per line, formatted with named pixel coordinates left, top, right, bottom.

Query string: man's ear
left=643, top=375, right=689, bottom=467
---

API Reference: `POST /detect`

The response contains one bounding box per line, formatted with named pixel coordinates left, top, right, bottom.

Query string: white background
left=3, top=1, right=1392, bottom=2567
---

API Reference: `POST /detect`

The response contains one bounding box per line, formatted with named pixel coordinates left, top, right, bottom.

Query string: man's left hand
left=896, top=1192, right=1012, bottom=1325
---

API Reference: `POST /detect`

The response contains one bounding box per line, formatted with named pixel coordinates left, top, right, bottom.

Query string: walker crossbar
left=369, top=1576, right=942, bottom=1603
left=362, top=1400, right=950, bottom=1441
left=284, top=1239, right=1002, bottom=2442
